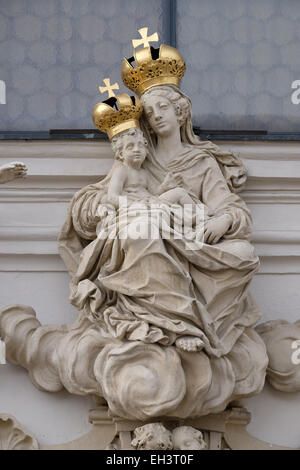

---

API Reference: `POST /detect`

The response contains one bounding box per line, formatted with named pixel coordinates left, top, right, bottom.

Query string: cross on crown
left=132, top=27, right=159, bottom=49
left=99, top=78, right=120, bottom=99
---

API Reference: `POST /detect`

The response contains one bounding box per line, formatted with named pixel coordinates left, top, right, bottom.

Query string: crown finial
left=132, top=27, right=159, bottom=49
left=99, top=78, right=120, bottom=99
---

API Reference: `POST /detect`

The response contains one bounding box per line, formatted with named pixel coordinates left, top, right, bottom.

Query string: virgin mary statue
left=56, top=43, right=268, bottom=420
left=0, top=40, right=268, bottom=421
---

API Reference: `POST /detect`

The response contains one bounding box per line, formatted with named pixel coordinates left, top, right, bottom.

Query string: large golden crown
left=93, top=79, right=143, bottom=139
left=121, top=28, right=186, bottom=96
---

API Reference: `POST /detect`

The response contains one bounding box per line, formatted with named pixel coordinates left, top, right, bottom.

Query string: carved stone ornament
left=0, top=415, right=38, bottom=450
left=130, top=423, right=207, bottom=450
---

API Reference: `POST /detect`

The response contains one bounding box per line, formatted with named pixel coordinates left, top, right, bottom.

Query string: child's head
left=111, top=128, right=148, bottom=168
left=172, top=426, right=207, bottom=450
left=131, top=423, right=173, bottom=450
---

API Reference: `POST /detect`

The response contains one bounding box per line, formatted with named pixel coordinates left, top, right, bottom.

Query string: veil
left=140, top=85, right=247, bottom=193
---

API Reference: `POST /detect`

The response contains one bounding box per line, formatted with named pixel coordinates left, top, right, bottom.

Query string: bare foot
left=0, top=162, right=27, bottom=184
left=175, top=336, right=204, bottom=352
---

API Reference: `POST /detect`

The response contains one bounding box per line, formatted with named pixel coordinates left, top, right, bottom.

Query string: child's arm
left=107, top=164, right=127, bottom=208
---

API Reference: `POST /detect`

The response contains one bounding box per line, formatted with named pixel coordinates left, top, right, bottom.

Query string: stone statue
left=106, top=126, right=204, bottom=212
left=0, top=31, right=268, bottom=429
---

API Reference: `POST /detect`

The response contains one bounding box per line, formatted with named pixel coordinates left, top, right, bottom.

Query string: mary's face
left=142, top=94, right=180, bottom=137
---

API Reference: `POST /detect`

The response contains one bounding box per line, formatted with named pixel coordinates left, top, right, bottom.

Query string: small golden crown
left=121, top=28, right=186, bottom=96
left=93, top=78, right=143, bottom=139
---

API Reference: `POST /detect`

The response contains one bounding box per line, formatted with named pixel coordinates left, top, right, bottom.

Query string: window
left=177, top=0, right=300, bottom=132
left=0, top=0, right=168, bottom=131
left=0, top=0, right=299, bottom=136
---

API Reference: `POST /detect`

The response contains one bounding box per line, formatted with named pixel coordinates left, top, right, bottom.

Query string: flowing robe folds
left=58, top=144, right=267, bottom=419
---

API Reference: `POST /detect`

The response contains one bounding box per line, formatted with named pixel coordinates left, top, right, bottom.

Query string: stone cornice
left=0, top=140, right=300, bottom=187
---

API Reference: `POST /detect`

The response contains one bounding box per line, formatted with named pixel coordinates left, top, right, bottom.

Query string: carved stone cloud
left=256, top=320, right=300, bottom=392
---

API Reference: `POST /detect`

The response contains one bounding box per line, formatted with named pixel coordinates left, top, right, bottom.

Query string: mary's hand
left=203, top=214, right=232, bottom=244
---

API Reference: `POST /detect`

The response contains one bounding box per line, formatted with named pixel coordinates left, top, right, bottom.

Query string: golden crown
left=93, top=78, right=143, bottom=139
left=121, top=28, right=186, bottom=96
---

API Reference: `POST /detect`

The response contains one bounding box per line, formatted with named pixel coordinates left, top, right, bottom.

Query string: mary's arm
left=66, top=160, right=128, bottom=241
left=58, top=183, right=105, bottom=276
left=201, top=156, right=252, bottom=240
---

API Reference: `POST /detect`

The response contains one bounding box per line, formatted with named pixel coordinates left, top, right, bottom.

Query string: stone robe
left=56, top=143, right=267, bottom=419
left=60, top=144, right=260, bottom=357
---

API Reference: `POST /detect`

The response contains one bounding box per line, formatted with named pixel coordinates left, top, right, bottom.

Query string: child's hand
left=161, top=172, right=183, bottom=192
left=107, top=195, right=120, bottom=209
left=97, top=203, right=116, bottom=219
left=0, top=162, right=27, bottom=184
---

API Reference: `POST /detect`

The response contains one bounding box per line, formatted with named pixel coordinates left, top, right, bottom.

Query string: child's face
left=120, top=133, right=147, bottom=168
left=173, top=429, right=205, bottom=450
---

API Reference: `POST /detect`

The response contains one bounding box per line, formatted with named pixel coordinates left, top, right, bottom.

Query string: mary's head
left=140, top=85, right=198, bottom=148
left=139, top=85, right=246, bottom=193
